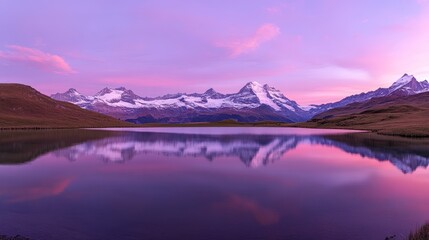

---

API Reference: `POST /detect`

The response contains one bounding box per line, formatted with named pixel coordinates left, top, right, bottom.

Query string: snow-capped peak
left=92, top=87, right=142, bottom=105
left=51, top=73, right=429, bottom=124
left=239, top=81, right=264, bottom=94
left=95, top=87, right=113, bottom=96
left=249, top=81, right=264, bottom=87
left=65, top=88, right=80, bottom=95
left=50, top=88, right=91, bottom=106
left=235, top=81, right=298, bottom=111
left=389, top=74, right=416, bottom=92
left=204, top=88, right=218, bottom=95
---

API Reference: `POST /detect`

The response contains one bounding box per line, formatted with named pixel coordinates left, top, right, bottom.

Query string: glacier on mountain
left=51, top=74, right=429, bottom=123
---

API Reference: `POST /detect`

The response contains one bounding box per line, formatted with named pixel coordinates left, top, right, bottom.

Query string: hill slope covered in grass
left=303, top=92, right=429, bottom=137
left=0, top=84, right=133, bottom=129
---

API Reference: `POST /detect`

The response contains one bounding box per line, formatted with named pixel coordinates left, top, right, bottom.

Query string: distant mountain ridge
left=51, top=74, right=429, bottom=123
left=52, top=81, right=311, bottom=123
left=307, top=74, right=429, bottom=116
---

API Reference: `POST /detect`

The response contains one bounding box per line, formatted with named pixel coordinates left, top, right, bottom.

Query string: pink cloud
left=0, top=178, right=72, bottom=202
left=265, top=3, right=291, bottom=15
left=0, top=45, right=75, bottom=74
left=213, top=194, right=280, bottom=225
left=217, top=23, right=280, bottom=57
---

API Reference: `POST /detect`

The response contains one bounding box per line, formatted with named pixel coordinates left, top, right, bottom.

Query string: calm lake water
left=1, top=127, right=429, bottom=240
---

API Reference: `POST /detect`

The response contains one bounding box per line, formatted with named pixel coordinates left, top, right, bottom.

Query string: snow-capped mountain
left=308, top=74, right=429, bottom=116
left=51, top=74, right=429, bottom=123
left=50, top=88, right=93, bottom=108
left=390, top=74, right=429, bottom=95
left=52, top=81, right=311, bottom=123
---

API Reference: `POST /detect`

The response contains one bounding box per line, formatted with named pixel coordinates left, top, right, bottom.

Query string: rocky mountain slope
left=52, top=82, right=311, bottom=123
left=307, top=74, right=429, bottom=115
left=52, top=74, right=429, bottom=123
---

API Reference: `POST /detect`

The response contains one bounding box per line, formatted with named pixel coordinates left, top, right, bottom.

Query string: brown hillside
left=302, top=92, right=429, bottom=137
left=0, top=84, right=133, bottom=129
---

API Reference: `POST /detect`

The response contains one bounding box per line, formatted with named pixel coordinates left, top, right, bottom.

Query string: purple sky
left=1, top=0, right=429, bottom=105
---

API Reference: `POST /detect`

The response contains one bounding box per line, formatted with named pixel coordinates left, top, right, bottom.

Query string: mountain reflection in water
left=2, top=129, right=428, bottom=174
left=1, top=128, right=429, bottom=240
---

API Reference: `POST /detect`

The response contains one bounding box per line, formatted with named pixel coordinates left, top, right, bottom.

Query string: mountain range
left=51, top=74, right=429, bottom=123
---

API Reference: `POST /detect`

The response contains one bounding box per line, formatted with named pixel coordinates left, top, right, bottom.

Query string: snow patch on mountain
left=389, top=74, right=415, bottom=92
left=242, top=81, right=282, bottom=110
left=308, top=73, right=429, bottom=116
left=51, top=73, right=429, bottom=123
left=52, top=82, right=307, bottom=122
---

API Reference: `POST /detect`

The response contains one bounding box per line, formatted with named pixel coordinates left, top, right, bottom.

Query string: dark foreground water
left=0, top=127, right=429, bottom=240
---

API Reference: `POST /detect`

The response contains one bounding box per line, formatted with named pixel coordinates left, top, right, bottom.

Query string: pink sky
left=1, top=0, right=429, bottom=105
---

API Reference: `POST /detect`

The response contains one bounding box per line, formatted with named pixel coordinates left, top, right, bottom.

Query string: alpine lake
left=1, top=127, right=428, bottom=240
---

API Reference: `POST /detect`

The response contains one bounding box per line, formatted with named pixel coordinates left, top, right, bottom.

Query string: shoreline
left=0, top=121, right=427, bottom=138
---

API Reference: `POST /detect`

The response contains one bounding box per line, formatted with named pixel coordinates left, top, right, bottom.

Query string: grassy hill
left=300, top=92, right=429, bottom=137
left=0, top=84, right=133, bottom=129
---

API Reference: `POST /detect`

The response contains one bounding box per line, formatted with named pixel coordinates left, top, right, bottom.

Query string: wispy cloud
left=0, top=45, right=75, bottom=74
left=266, top=7, right=281, bottom=14
left=265, top=3, right=288, bottom=15
left=306, top=65, right=370, bottom=81
left=217, top=23, right=280, bottom=57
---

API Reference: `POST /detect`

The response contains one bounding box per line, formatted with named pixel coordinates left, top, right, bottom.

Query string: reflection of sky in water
left=0, top=128, right=428, bottom=240
left=57, top=130, right=429, bottom=173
